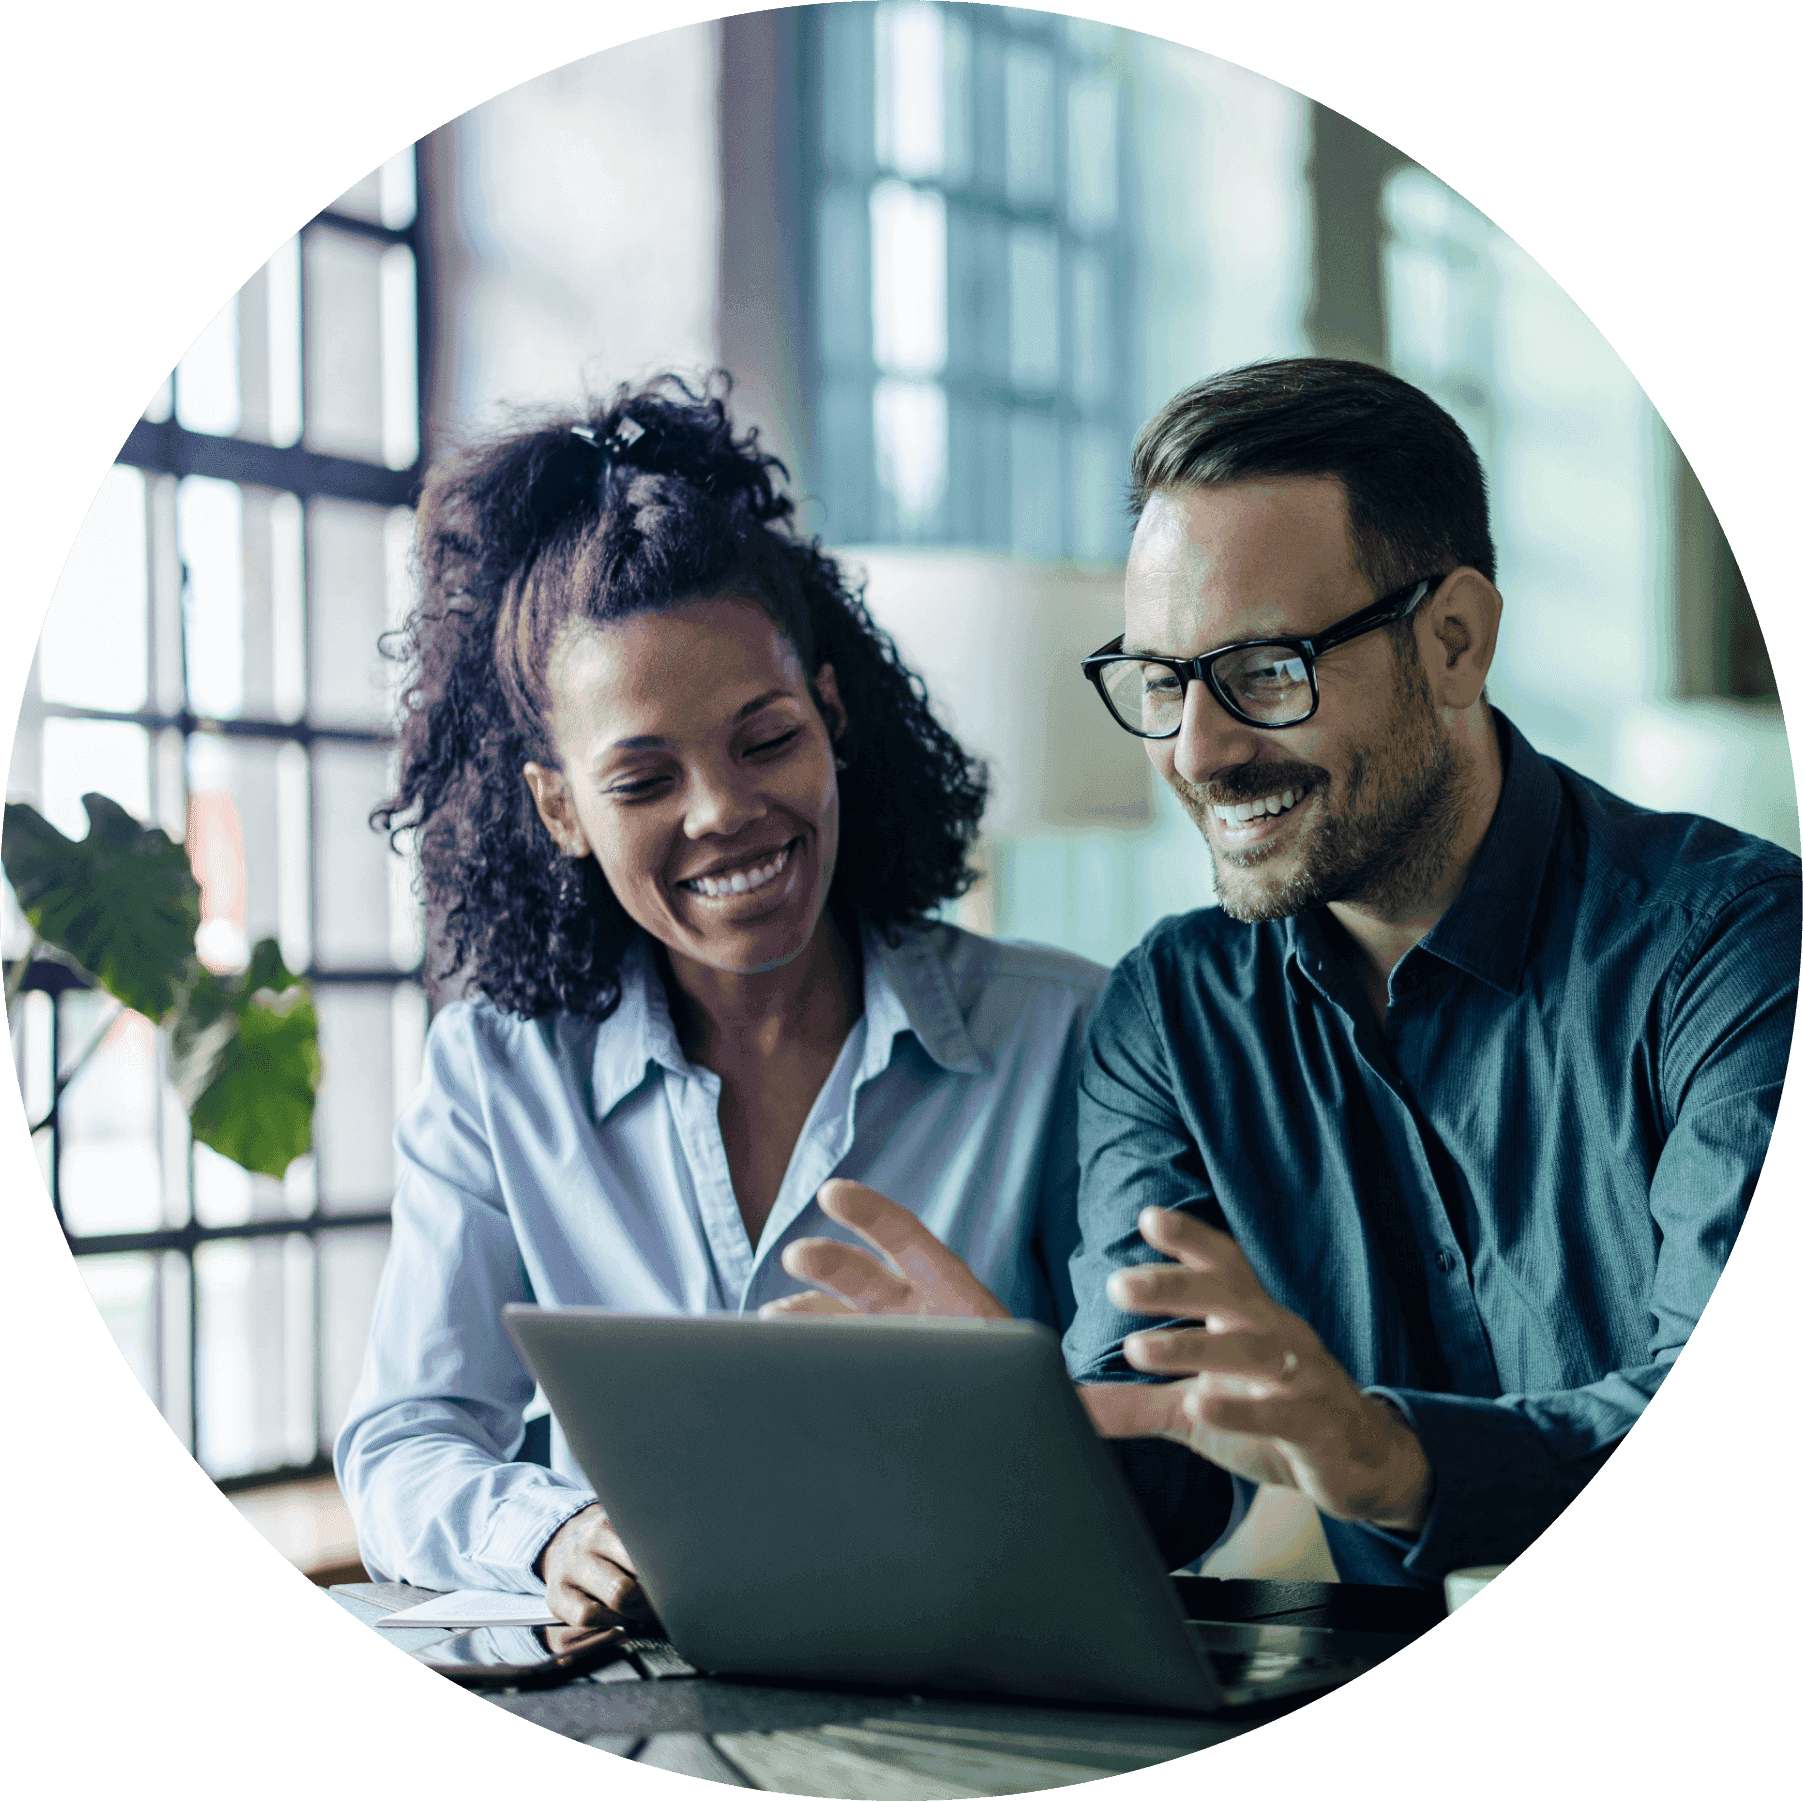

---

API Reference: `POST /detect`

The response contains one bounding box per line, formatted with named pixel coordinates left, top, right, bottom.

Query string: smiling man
left=778, top=358, right=1799, bottom=1588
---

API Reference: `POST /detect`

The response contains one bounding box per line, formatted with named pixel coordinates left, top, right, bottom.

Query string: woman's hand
left=537, top=1504, right=651, bottom=1628
left=760, top=1179, right=1012, bottom=1319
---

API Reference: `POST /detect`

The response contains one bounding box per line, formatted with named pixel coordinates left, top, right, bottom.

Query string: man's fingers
left=1077, top=1380, right=1188, bottom=1440
left=1123, top=1326, right=1300, bottom=1385
left=780, top=1236, right=916, bottom=1311
left=758, top=1289, right=859, bottom=1318
left=1107, top=1263, right=1264, bottom=1328
left=1136, top=1207, right=1256, bottom=1274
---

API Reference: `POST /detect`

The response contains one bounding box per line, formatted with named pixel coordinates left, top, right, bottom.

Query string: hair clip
left=604, top=415, right=647, bottom=457
left=570, top=424, right=600, bottom=448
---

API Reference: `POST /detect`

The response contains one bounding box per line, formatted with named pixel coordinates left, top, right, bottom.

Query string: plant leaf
left=186, top=949, right=321, bottom=1179
left=1, top=794, right=201, bottom=1021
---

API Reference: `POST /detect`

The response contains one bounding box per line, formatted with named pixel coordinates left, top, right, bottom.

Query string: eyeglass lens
left=1098, top=644, right=1313, bottom=734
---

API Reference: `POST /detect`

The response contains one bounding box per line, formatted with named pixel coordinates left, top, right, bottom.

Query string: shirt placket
left=1365, top=956, right=1501, bottom=1396
left=663, top=1064, right=758, bottom=1307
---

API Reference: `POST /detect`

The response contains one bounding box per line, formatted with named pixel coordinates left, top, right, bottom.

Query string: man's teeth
left=684, top=844, right=792, bottom=898
left=1212, top=788, right=1302, bottom=825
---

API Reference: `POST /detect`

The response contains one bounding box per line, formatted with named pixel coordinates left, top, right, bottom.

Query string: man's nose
left=1170, top=675, right=1264, bottom=787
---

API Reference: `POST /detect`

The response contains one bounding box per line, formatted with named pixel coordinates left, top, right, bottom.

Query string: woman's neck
left=662, top=911, right=864, bottom=1068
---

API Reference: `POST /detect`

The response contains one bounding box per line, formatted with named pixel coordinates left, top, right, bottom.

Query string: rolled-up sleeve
left=332, top=1005, right=596, bottom=1592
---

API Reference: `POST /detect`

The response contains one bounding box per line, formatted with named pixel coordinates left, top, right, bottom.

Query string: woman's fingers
left=780, top=1236, right=916, bottom=1311
left=757, top=1289, right=859, bottom=1318
left=818, top=1180, right=1011, bottom=1318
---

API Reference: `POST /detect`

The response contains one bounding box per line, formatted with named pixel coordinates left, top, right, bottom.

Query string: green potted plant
left=3, top=791, right=319, bottom=1179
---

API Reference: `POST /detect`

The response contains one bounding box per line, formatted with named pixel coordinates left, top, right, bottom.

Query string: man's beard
left=1171, top=648, right=1467, bottom=925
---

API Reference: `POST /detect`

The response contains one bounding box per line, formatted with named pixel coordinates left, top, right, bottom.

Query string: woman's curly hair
left=377, top=372, right=989, bottom=1020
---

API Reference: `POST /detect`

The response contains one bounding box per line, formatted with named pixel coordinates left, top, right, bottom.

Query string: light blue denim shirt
left=334, top=921, right=1106, bottom=1593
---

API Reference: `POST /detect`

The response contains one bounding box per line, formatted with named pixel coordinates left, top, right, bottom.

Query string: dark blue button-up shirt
left=1064, top=714, right=1799, bottom=1585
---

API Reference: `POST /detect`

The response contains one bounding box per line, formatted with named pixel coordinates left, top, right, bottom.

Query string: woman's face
left=522, top=597, right=846, bottom=980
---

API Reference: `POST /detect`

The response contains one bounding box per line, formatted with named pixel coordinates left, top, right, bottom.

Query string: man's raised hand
left=1088, top=1207, right=1432, bottom=1531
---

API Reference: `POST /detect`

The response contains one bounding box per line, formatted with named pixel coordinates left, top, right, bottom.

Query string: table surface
left=331, top=1576, right=1443, bottom=1795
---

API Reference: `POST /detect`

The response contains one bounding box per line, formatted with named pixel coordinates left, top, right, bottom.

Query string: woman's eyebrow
left=598, top=689, right=798, bottom=755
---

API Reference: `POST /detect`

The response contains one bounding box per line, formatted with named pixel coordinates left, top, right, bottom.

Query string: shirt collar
left=589, top=921, right=984, bottom=1123
left=1415, top=710, right=1562, bottom=993
left=1284, top=709, right=1563, bottom=999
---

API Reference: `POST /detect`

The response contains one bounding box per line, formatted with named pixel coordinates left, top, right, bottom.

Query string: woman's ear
left=812, top=663, right=849, bottom=743
left=522, top=763, right=590, bottom=857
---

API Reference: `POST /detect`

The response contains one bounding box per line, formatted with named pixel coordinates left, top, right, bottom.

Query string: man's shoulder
left=1102, top=905, right=1290, bottom=1024
left=1554, top=758, right=1801, bottom=923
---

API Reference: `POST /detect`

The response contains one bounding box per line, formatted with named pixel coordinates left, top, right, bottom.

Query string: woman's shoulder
left=883, top=921, right=1110, bottom=1021
left=419, top=991, right=609, bottom=1094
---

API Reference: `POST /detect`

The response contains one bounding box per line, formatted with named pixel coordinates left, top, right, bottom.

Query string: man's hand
left=759, top=1179, right=1011, bottom=1320
left=1085, top=1207, right=1432, bottom=1531
left=536, top=1504, right=652, bottom=1629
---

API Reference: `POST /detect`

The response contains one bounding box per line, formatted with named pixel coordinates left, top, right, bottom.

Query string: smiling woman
left=335, top=374, right=1107, bottom=1626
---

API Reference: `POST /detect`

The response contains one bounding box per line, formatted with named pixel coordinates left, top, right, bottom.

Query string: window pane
left=379, top=246, right=419, bottom=470
left=379, top=149, right=418, bottom=230
left=79, top=1252, right=162, bottom=1407
left=306, top=498, right=392, bottom=726
left=58, top=999, right=163, bottom=1237
left=304, top=226, right=384, bottom=462
left=874, top=377, right=948, bottom=538
left=876, top=2, right=945, bottom=179
left=317, top=1224, right=391, bottom=1453
left=175, top=293, right=241, bottom=437
left=1010, top=410, right=1061, bottom=560
left=328, top=169, right=384, bottom=224
left=1069, top=423, right=1122, bottom=563
left=314, top=984, right=397, bottom=1212
left=268, top=237, right=303, bottom=447
left=38, top=464, right=148, bottom=712
left=178, top=476, right=245, bottom=719
left=871, top=181, right=947, bottom=376
left=1069, top=248, right=1111, bottom=408
left=1008, top=224, right=1060, bottom=392
left=816, top=185, right=873, bottom=373
left=1066, top=72, right=1117, bottom=235
left=187, top=733, right=286, bottom=960
left=819, top=0, right=877, bottom=177
left=1003, top=41, right=1056, bottom=208
left=195, top=1234, right=316, bottom=1476
left=39, top=718, right=151, bottom=842
left=946, top=205, right=1008, bottom=380
left=311, top=743, right=400, bottom=969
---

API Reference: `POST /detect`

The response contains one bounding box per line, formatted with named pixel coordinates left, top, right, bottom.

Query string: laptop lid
left=503, top=1308, right=1223, bottom=1713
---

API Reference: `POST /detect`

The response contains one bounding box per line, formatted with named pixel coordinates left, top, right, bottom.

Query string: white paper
left=374, top=1589, right=559, bottom=1630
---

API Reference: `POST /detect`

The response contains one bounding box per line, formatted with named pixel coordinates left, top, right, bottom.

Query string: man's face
left=1123, top=476, right=1463, bottom=924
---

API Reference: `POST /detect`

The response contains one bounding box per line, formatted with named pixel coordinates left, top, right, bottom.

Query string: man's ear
left=812, top=662, right=849, bottom=742
left=1418, top=569, right=1502, bottom=709
left=522, top=763, right=590, bottom=857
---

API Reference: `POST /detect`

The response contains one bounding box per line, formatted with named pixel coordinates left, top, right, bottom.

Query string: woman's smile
left=676, top=835, right=803, bottom=902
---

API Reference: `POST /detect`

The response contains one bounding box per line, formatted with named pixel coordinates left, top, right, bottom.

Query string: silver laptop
left=502, top=1307, right=1383, bottom=1714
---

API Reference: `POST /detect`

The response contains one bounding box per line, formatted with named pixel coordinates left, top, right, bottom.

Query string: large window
left=805, top=2, right=1135, bottom=559
left=5, top=152, right=428, bottom=1489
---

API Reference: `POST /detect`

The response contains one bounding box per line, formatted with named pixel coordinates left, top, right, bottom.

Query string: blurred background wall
left=5, top=4, right=1788, bottom=1582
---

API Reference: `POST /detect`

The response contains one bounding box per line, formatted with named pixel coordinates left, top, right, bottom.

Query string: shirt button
left=1435, top=1249, right=1456, bottom=1273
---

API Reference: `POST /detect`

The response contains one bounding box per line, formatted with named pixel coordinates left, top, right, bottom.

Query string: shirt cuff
left=471, top=1479, right=599, bottom=1591
left=1361, top=1387, right=1602, bottom=1579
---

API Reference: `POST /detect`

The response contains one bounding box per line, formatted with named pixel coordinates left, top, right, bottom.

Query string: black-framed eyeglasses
left=1080, top=575, right=1448, bottom=737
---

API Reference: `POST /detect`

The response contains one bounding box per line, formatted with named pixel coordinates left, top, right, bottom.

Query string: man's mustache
left=1170, top=760, right=1325, bottom=810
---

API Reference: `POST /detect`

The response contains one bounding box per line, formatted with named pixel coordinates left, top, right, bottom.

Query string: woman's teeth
left=683, top=843, right=792, bottom=898
left=1213, top=788, right=1302, bottom=825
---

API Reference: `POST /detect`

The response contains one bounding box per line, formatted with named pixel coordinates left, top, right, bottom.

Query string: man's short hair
left=1129, top=358, right=1496, bottom=595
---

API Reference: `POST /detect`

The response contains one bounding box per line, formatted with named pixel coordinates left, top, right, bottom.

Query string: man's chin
left=1208, top=843, right=1321, bottom=924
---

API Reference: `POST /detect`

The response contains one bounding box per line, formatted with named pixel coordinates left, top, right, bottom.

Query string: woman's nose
left=682, top=762, right=766, bottom=838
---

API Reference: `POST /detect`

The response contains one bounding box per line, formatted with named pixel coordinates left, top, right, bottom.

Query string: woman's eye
left=746, top=727, right=802, bottom=758
left=605, top=775, right=670, bottom=800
